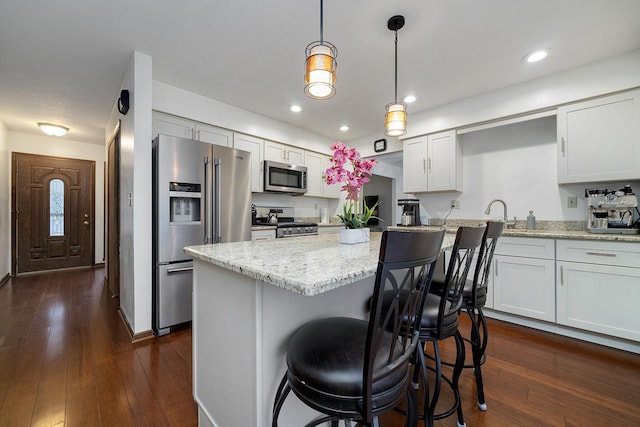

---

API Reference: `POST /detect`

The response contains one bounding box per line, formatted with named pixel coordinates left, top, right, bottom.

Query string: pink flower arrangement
left=325, top=142, right=378, bottom=201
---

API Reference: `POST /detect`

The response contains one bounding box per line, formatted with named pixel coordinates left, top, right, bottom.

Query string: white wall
left=6, top=131, right=106, bottom=264
left=0, top=120, right=9, bottom=280
left=107, top=51, right=153, bottom=335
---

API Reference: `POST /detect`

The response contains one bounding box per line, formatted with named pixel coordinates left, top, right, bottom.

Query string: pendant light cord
left=319, top=0, right=324, bottom=45
left=394, top=29, right=398, bottom=104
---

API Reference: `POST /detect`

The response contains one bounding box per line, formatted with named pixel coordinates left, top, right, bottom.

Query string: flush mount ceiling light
left=524, top=49, right=550, bottom=63
left=339, top=125, right=349, bottom=132
left=38, top=122, right=69, bottom=136
left=304, top=0, right=337, bottom=99
left=384, top=15, right=407, bottom=137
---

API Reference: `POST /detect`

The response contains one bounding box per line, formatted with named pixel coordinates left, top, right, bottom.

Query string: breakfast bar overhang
left=184, top=232, right=453, bottom=427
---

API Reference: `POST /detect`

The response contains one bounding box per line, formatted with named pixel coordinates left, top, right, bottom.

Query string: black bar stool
left=271, top=229, right=445, bottom=427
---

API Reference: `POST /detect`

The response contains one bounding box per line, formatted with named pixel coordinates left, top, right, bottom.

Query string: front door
left=12, top=152, right=95, bottom=274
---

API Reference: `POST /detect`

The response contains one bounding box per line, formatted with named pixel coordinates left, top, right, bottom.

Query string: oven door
left=264, top=161, right=307, bottom=194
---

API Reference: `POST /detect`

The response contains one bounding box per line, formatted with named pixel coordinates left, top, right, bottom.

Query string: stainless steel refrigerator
left=152, top=134, right=252, bottom=335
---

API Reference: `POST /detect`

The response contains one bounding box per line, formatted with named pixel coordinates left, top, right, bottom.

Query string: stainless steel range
left=253, top=206, right=318, bottom=238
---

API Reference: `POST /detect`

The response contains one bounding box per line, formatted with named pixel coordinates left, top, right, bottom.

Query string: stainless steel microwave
left=263, top=160, right=307, bottom=194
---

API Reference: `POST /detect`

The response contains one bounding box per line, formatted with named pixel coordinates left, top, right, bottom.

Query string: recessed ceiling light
left=290, top=105, right=302, bottom=112
left=339, top=125, right=349, bottom=132
left=524, top=49, right=550, bottom=63
left=403, top=95, right=416, bottom=103
left=38, top=122, right=69, bottom=136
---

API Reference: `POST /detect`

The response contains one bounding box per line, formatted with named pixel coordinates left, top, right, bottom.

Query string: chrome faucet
left=484, top=199, right=516, bottom=228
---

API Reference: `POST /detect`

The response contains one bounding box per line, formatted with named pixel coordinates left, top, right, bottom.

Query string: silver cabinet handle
left=423, top=157, right=427, bottom=173
left=561, top=137, right=565, bottom=157
left=585, top=251, right=617, bottom=257
left=560, top=265, right=564, bottom=285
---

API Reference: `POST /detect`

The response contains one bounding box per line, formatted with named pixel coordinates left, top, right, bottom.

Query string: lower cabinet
left=251, top=229, right=276, bottom=241
left=492, top=237, right=556, bottom=322
left=556, top=240, right=640, bottom=342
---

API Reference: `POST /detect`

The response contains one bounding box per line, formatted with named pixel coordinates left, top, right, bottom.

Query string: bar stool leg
left=467, top=307, right=489, bottom=410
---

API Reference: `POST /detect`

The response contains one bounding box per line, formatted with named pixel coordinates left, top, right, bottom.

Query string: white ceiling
left=1, top=0, right=640, bottom=145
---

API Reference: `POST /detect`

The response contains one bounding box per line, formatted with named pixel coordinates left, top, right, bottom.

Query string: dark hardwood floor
left=0, top=267, right=638, bottom=426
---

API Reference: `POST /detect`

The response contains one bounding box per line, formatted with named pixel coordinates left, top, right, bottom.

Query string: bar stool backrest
left=363, top=229, right=445, bottom=421
left=469, top=221, right=504, bottom=305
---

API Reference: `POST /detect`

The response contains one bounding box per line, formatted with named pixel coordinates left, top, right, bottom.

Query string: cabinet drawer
left=556, top=240, right=640, bottom=268
left=495, top=237, right=555, bottom=260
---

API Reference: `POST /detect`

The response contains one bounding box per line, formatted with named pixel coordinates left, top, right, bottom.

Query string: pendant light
left=384, top=15, right=407, bottom=137
left=304, top=0, right=337, bottom=99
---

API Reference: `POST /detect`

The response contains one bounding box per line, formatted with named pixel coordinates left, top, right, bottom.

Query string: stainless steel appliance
left=264, top=160, right=307, bottom=194
left=152, top=134, right=252, bottom=335
left=397, top=199, right=421, bottom=226
left=253, top=206, right=318, bottom=238
left=585, top=185, right=639, bottom=234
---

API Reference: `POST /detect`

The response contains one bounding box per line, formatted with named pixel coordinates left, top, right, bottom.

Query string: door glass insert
left=50, top=178, right=64, bottom=236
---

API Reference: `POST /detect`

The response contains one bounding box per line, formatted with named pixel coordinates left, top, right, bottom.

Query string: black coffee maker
left=398, top=199, right=421, bottom=226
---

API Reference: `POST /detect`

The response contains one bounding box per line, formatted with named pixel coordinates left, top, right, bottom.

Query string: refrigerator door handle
left=214, top=157, right=221, bottom=243
left=166, top=266, right=194, bottom=274
left=204, top=156, right=211, bottom=243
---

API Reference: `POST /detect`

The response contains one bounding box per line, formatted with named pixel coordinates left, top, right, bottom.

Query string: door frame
left=11, top=152, right=96, bottom=275
left=106, top=121, right=121, bottom=297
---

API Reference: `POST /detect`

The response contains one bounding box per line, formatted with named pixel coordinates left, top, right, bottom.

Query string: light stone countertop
left=388, top=225, right=640, bottom=243
left=185, top=231, right=455, bottom=296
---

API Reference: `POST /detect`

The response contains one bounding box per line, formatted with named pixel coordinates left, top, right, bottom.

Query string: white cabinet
left=305, top=151, right=340, bottom=198
left=556, top=240, right=640, bottom=342
left=403, top=130, right=462, bottom=193
left=264, top=141, right=305, bottom=165
left=251, top=229, right=276, bottom=241
left=233, top=133, right=264, bottom=193
left=195, top=123, right=232, bottom=147
left=152, top=112, right=232, bottom=146
left=557, top=89, right=640, bottom=183
left=492, top=237, right=555, bottom=322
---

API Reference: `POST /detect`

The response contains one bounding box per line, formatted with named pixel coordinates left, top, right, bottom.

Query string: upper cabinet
left=403, top=130, right=462, bottom=193
left=305, top=152, right=340, bottom=198
left=557, top=89, right=640, bottom=184
left=233, top=133, right=264, bottom=193
left=264, top=141, right=305, bottom=165
left=152, top=112, right=231, bottom=146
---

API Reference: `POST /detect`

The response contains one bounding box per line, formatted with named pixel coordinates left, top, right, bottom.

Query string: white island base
left=193, top=258, right=375, bottom=427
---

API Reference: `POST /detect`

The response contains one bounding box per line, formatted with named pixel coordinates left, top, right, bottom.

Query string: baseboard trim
left=0, top=273, right=10, bottom=287
left=118, top=309, right=155, bottom=343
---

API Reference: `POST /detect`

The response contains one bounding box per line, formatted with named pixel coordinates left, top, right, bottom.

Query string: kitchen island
left=184, top=231, right=453, bottom=427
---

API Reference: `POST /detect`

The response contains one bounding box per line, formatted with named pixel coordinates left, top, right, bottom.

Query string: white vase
left=339, top=227, right=370, bottom=244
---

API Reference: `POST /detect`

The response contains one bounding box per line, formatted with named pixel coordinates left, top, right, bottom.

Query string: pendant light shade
left=304, top=0, right=337, bottom=99
left=384, top=15, right=407, bottom=137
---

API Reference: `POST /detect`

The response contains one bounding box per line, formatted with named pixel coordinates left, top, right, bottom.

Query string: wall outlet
left=450, top=200, right=460, bottom=209
left=567, top=196, right=578, bottom=208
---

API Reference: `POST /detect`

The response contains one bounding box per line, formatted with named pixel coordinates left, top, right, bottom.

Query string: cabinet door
left=251, top=229, right=276, bottom=241
left=557, top=261, right=640, bottom=342
left=264, top=141, right=286, bottom=162
left=493, top=255, right=555, bottom=322
left=286, top=147, right=305, bottom=165
left=427, top=130, right=461, bottom=192
left=403, top=137, right=428, bottom=193
left=557, top=89, right=640, bottom=183
left=305, top=152, right=340, bottom=198
left=233, top=133, right=263, bottom=192
left=152, top=112, right=194, bottom=140
left=196, top=124, right=232, bottom=147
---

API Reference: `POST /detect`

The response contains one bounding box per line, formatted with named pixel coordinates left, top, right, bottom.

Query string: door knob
left=83, top=220, right=90, bottom=225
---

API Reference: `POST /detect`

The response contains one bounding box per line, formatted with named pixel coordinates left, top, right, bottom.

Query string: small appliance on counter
left=585, top=185, right=639, bottom=234
left=253, top=206, right=318, bottom=238
left=397, top=199, right=421, bottom=226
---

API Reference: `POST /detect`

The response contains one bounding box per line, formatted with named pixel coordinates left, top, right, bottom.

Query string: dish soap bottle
left=527, top=210, right=536, bottom=230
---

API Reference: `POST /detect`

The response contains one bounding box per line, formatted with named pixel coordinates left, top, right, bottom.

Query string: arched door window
left=49, top=178, right=64, bottom=236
